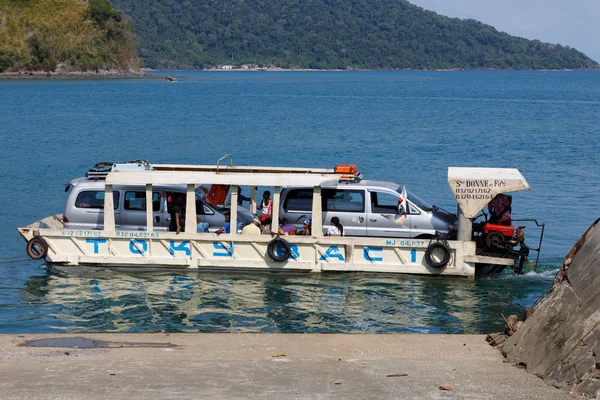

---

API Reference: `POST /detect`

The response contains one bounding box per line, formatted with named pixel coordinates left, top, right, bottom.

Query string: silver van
left=63, top=178, right=253, bottom=232
left=279, top=180, right=457, bottom=238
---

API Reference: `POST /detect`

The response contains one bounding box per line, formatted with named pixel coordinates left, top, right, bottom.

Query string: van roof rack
left=85, top=162, right=114, bottom=179
left=338, top=173, right=362, bottom=184
left=85, top=160, right=152, bottom=180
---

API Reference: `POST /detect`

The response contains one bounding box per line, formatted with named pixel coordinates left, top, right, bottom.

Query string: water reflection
left=17, top=264, right=558, bottom=334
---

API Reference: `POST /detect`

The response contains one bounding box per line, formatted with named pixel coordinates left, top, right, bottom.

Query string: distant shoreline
left=1, top=68, right=597, bottom=80
left=0, top=70, right=160, bottom=80
left=151, top=67, right=597, bottom=72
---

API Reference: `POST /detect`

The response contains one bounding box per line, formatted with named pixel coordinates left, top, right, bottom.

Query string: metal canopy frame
left=103, top=164, right=346, bottom=236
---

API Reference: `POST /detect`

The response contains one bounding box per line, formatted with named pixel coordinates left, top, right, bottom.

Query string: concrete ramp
left=503, top=218, right=600, bottom=397
left=0, top=334, right=571, bottom=399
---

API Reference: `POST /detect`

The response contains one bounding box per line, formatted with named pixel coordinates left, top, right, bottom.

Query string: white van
left=279, top=180, right=457, bottom=238
left=63, top=178, right=253, bottom=232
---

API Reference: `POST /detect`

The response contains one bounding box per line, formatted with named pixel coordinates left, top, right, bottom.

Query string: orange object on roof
left=206, top=184, right=230, bottom=206
left=335, top=164, right=357, bottom=175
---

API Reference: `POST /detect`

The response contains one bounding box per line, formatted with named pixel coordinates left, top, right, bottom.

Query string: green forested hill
left=111, top=0, right=598, bottom=70
left=0, top=0, right=139, bottom=72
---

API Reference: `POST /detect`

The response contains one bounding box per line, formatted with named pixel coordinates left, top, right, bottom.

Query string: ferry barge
left=17, top=158, right=543, bottom=278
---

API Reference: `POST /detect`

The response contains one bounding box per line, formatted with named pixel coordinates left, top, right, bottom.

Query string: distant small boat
left=165, top=76, right=177, bottom=83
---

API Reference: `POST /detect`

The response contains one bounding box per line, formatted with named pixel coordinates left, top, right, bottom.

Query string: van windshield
left=195, top=188, right=206, bottom=200
left=397, top=187, right=433, bottom=212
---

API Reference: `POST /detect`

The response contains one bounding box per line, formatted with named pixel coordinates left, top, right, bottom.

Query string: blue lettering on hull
left=213, top=242, right=234, bottom=257
left=363, top=247, right=383, bottom=262
left=319, top=246, right=344, bottom=261
left=276, top=243, right=300, bottom=259
left=129, top=239, right=148, bottom=254
left=86, top=238, right=107, bottom=254
left=170, top=241, right=191, bottom=256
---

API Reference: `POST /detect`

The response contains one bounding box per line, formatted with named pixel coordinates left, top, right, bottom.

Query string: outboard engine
left=483, top=223, right=516, bottom=249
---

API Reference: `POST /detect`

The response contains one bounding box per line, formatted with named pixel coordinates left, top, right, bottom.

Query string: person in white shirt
left=257, top=191, right=273, bottom=224
left=326, top=216, right=343, bottom=236
left=242, top=217, right=262, bottom=235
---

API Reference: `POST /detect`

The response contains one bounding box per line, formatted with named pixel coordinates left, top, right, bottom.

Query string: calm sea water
left=0, top=71, right=598, bottom=334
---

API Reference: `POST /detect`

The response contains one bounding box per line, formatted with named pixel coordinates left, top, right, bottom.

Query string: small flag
left=399, top=185, right=408, bottom=215
left=395, top=185, right=408, bottom=226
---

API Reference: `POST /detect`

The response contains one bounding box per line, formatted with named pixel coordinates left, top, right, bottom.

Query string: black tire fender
left=26, top=236, right=48, bottom=260
left=425, top=241, right=450, bottom=269
left=267, top=238, right=291, bottom=262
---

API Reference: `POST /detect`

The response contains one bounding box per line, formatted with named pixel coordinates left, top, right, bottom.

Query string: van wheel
left=267, top=238, right=291, bottom=262
left=26, top=237, right=48, bottom=260
left=425, top=242, right=450, bottom=269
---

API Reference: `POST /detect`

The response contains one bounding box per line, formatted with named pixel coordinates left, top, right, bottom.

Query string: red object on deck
left=206, top=184, right=230, bottom=206
left=484, top=223, right=514, bottom=237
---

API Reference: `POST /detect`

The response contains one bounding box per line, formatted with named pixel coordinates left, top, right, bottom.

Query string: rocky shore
left=490, top=218, right=600, bottom=398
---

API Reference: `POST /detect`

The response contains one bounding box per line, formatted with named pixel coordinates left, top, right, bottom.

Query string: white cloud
left=409, top=0, right=600, bottom=62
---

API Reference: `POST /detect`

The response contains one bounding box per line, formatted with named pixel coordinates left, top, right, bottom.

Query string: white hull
left=18, top=215, right=514, bottom=278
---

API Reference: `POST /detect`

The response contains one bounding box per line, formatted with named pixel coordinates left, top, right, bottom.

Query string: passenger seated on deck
left=279, top=218, right=297, bottom=235
left=299, top=219, right=311, bottom=236
left=196, top=216, right=209, bottom=233
left=216, top=212, right=231, bottom=235
left=242, top=217, right=261, bottom=235
left=326, top=216, right=343, bottom=237
left=487, top=194, right=511, bottom=226
left=260, top=223, right=271, bottom=235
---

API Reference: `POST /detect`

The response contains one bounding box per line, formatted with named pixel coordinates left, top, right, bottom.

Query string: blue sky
left=409, top=0, right=600, bottom=62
